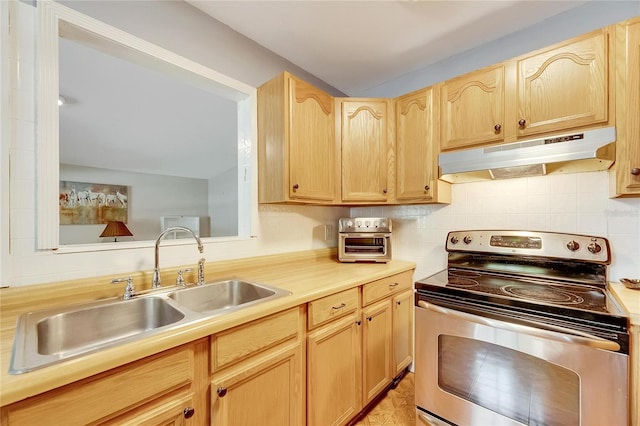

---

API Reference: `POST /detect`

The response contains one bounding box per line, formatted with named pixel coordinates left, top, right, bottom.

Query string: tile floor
left=353, top=373, right=415, bottom=425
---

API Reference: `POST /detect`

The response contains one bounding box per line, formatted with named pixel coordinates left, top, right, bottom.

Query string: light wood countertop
left=0, top=248, right=415, bottom=407
left=609, top=282, right=640, bottom=326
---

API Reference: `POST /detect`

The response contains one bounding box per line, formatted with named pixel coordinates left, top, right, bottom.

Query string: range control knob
left=463, top=235, right=473, bottom=244
left=450, top=236, right=459, bottom=244
left=365, top=220, right=371, bottom=227
left=566, top=240, right=580, bottom=252
left=588, top=242, right=602, bottom=254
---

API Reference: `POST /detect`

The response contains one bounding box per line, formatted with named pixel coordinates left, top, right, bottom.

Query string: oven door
left=415, top=300, right=629, bottom=426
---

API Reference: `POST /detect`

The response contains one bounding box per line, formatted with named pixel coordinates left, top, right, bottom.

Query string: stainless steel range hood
left=439, top=127, right=616, bottom=183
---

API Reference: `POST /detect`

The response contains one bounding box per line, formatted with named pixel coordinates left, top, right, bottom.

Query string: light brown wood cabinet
left=440, top=64, right=506, bottom=150
left=339, top=98, right=394, bottom=203
left=392, top=289, right=414, bottom=375
left=306, top=271, right=413, bottom=426
left=516, top=30, right=610, bottom=138
left=611, top=17, right=640, bottom=197
left=210, top=307, right=305, bottom=426
left=1, top=340, right=209, bottom=426
left=440, top=28, right=614, bottom=151
left=258, top=72, right=336, bottom=203
left=396, top=87, right=450, bottom=203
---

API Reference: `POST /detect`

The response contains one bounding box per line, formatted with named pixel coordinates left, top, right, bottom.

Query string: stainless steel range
left=414, top=230, right=629, bottom=426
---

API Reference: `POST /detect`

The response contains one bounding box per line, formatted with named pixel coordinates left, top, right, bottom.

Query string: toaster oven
left=338, top=218, right=392, bottom=263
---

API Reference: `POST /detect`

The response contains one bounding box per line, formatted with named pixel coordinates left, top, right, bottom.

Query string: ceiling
left=188, top=0, right=589, bottom=95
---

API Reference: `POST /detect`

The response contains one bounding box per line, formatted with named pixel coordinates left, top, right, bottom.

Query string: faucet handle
left=111, top=276, right=135, bottom=300
left=197, top=258, right=206, bottom=286
left=176, top=268, right=193, bottom=287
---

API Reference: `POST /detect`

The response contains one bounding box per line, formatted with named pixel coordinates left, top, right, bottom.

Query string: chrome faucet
left=152, top=226, right=204, bottom=288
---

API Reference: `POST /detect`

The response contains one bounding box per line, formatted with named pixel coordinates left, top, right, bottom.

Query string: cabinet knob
left=217, top=387, right=228, bottom=397
left=292, top=183, right=299, bottom=190
left=494, top=124, right=502, bottom=132
left=183, top=407, right=195, bottom=419
left=382, top=188, right=388, bottom=194
left=518, top=119, right=526, bottom=128
left=356, top=320, right=362, bottom=325
left=367, top=316, right=373, bottom=322
left=397, top=300, right=402, bottom=305
left=631, top=168, right=640, bottom=176
left=424, top=185, right=430, bottom=191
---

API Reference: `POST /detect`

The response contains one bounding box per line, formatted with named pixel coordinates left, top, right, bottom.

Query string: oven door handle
left=417, top=300, right=621, bottom=352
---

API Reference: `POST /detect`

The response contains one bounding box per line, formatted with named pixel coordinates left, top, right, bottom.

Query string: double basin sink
left=10, top=279, right=291, bottom=374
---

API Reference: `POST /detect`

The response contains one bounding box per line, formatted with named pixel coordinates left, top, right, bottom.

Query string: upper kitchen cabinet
left=611, top=17, right=640, bottom=197
left=516, top=29, right=611, bottom=138
left=440, top=64, right=506, bottom=150
left=258, top=72, right=336, bottom=203
left=340, top=99, right=394, bottom=203
left=396, top=87, right=450, bottom=203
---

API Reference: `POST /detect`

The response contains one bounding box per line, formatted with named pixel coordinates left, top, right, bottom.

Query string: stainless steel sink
left=10, top=297, right=193, bottom=374
left=10, top=279, right=290, bottom=374
left=167, top=279, right=291, bottom=314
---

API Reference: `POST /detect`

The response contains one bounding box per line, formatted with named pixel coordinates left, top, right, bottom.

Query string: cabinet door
left=517, top=31, right=609, bottom=137
left=440, top=65, right=505, bottom=150
left=362, top=299, right=393, bottom=406
left=614, top=18, right=640, bottom=196
left=396, top=87, right=435, bottom=201
left=307, top=314, right=362, bottom=426
left=392, top=290, right=413, bottom=375
left=211, top=344, right=303, bottom=426
left=341, top=99, right=391, bottom=202
left=289, top=75, right=336, bottom=201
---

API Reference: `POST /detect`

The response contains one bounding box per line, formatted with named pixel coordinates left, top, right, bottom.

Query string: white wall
left=353, top=172, right=640, bottom=283
left=359, top=1, right=640, bottom=97
left=3, top=1, right=348, bottom=286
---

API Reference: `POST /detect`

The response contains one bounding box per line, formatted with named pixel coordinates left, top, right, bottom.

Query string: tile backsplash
left=352, top=172, right=640, bottom=282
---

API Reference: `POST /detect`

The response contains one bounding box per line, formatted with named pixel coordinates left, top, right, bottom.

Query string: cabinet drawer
left=212, top=308, right=300, bottom=370
left=4, top=343, right=196, bottom=426
left=308, top=287, right=359, bottom=330
left=362, top=271, right=413, bottom=306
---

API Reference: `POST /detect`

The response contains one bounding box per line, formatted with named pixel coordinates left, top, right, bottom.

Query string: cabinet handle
left=217, top=387, right=227, bottom=397
left=389, top=283, right=398, bottom=289
left=382, top=188, right=388, bottom=194
left=183, top=407, right=195, bottom=419
left=331, top=303, right=346, bottom=310
left=424, top=185, right=430, bottom=191
left=397, top=300, right=402, bottom=305
left=494, top=124, right=501, bottom=132
left=356, top=320, right=362, bottom=325
left=367, top=316, right=373, bottom=322
left=518, top=119, right=526, bottom=128
left=631, top=168, right=640, bottom=176
left=292, top=183, right=299, bottom=190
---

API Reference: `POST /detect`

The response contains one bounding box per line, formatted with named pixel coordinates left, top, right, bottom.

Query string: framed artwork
left=59, top=181, right=128, bottom=225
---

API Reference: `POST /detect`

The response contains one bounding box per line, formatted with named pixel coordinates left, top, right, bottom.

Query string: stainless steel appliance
left=338, top=217, right=391, bottom=263
left=414, top=230, right=629, bottom=426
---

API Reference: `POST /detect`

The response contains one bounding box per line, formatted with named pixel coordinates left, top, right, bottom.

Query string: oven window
left=438, top=335, right=580, bottom=425
left=344, top=237, right=386, bottom=253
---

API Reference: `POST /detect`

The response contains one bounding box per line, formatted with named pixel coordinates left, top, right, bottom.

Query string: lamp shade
left=100, top=221, right=133, bottom=242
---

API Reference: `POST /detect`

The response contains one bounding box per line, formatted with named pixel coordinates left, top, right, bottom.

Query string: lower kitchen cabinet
left=362, top=299, right=393, bottom=406
left=210, top=307, right=305, bottom=426
left=392, top=289, right=414, bottom=375
left=211, top=344, right=304, bottom=426
left=307, top=313, right=362, bottom=426
left=307, top=271, right=414, bottom=425
left=1, top=340, right=209, bottom=426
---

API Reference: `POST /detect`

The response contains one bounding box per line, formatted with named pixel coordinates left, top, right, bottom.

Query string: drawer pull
left=217, top=387, right=228, bottom=398
left=388, top=283, right=398, bottom=289
left=331, top=303, right=346, bottom=310
left=183, top=407, right=195, bottom=419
